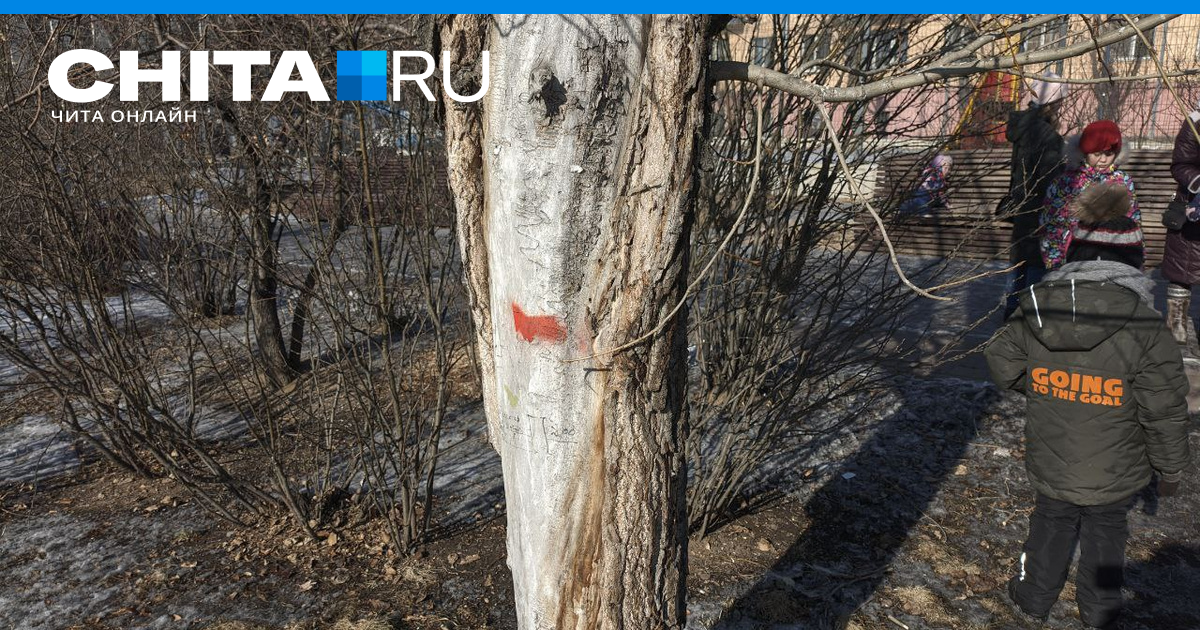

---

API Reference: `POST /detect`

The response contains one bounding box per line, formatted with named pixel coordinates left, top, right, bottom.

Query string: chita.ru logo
left=48, top=49, right=489, bottom=104
left=336, top=51, right=387, bottom=101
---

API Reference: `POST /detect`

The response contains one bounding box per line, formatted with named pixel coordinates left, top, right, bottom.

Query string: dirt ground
left=2, top=373, right=1198, bottom=630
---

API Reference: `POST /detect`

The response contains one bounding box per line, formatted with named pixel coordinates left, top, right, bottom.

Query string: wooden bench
left=870, top=147, right=1178, bottom=267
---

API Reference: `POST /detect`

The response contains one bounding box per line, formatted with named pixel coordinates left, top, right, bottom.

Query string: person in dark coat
left=1158, top=102, right=1200, bottom=350
left=985, top=195, right=1190, bottom=629
left=1002, top=74, right=1068, bottom=319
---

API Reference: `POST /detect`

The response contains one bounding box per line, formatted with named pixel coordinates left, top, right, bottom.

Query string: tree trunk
left=220, top=104, right=298, bottom=387
left=248, top=204, right=296, bottom=387
left=442, top=14, right=708, bottom=629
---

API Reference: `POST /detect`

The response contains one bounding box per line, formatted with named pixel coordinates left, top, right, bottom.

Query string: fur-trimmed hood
left=1064, top=132, right=1132, bottom=169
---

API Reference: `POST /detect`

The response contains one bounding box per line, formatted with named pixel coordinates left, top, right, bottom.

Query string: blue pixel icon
left=337, top=51, right=387, bottom=101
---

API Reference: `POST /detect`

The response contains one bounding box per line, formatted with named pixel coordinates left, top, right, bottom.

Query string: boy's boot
left=1007, top=577, right=1050, bottom=624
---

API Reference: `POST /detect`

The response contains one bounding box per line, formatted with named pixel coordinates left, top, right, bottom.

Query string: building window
left=1109, top=27, right=1157, bottom=61
left=862, top=28, right=907, bottom=70
left=1020, top=16, right=1070, bottom=74
left=751, top=36, right=775, bottom=67
left=942, top=22, right=974, bottom=55
left=1020, top=17, right=1070, bottom=52
left=795, top=31, right=832, bottom=69
left=710, top=39, right=731, bottom=62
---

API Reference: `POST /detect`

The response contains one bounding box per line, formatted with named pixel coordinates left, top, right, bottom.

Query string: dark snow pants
left=1010, top=493, right=1132, bottom=628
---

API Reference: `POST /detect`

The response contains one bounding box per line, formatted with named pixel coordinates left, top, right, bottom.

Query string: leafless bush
left=688, top=15, right=1029, bottom=535
left=0, top=14, right=466, bottom=551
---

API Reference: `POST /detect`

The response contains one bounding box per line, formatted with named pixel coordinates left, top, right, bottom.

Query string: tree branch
left=1120, top=14, right=1200, bottom=146
left=814, top=103, right=948, bottom=301
left=1006, top=67, right=1200, bottom=84
left=710, top=14, right=1178, bottom=102
left=930, top=14, right=1067, bottom=69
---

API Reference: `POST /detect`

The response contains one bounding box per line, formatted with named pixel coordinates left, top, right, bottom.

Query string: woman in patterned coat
left=1040, top=120, right=1140, bottom=271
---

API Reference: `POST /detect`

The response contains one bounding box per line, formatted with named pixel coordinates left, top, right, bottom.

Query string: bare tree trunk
left=220, top=104, right=299, bottom=386
left=442, top=14, right=707, bottom=629
left=248, top=205, right=296, bottom=386
left=288, top=123, right=350, bottom=367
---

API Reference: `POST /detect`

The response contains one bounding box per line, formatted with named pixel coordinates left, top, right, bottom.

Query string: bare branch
left=795, top=57, right=872, bottom=77
left=814, top=103, right=948, bottom=301
left=1006, top=67, right=1200, bottom=84
left=1119, top=14, right=1200, bottom=145
left=711, top=14, right=1178, bottom=102
left=931, top=14, right=1068, bottom=68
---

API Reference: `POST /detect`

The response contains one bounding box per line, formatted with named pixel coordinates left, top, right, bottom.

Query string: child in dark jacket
left=1002, top=73, right=1067, bottom=320
left=985, top=191, right=1190, bottom=629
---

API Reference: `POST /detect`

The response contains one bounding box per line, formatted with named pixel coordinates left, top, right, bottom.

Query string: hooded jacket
left=1006, top=106, right=1065, bottom=266
left=986, top=261, right=1191, bottom=506
left=1161, top=111, right=1200, bottom=285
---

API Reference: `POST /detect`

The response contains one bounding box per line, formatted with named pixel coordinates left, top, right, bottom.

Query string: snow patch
left=0, top=416, right=82, bottom=486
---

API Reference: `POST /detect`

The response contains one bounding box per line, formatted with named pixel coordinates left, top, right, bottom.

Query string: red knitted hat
left=1080, top=120, right=1122, bottom=154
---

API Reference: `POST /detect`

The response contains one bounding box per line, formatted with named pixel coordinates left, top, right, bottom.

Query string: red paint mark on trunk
left=512, top=302, right=567, bottom=343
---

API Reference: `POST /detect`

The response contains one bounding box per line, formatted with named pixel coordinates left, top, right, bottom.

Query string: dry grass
left=891, top=585, right=962, bottom=627
left=914, top=536, right=982, bottom=577
left=327, top=620, right=395, bottom=630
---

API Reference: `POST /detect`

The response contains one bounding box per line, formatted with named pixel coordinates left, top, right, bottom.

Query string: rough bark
left=220, top=104, right=298, bottom=387
left=441, top=14, right=707, bottom=630
left=248, top=204, right=295, bottom=387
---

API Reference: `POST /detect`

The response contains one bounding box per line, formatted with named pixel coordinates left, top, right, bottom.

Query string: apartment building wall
left=721, top=15, right=1200, bottom=147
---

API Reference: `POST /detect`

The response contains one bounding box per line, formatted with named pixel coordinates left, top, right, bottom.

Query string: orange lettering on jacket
left=1029, top=367, right=1123, bottom=407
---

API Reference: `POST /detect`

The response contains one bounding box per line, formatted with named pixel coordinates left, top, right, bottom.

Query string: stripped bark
left=441, top=14, right=707, bottom=629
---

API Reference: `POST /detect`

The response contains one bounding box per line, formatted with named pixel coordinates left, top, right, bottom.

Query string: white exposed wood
left=483, top=15, right=644, bottom=629
left=443, top=14, right=706, bottom=629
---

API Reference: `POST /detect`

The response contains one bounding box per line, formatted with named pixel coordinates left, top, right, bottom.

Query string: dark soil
left=2, top=375, right=1197, bottom=630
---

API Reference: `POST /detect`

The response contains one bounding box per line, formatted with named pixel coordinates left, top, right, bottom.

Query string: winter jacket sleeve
left=1132, top=321, right=1192, bottom=475
left=1041, top=175, right=1073, bottom=269
left=1005, top=109, right=1027, bottom=144
left=1031, top=123, right=1065, bottom=192
left=1122, top=172, right=1140, bottom=223
left=985, top=317, right=1030, bottom=393
left=1171, top=118, right=1200, bottom=197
